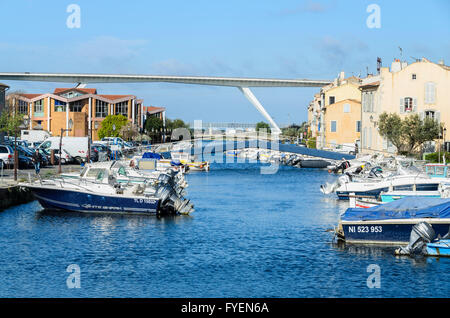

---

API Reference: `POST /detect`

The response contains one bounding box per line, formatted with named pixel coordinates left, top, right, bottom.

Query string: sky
left=0, top=0, right=449, bottom=126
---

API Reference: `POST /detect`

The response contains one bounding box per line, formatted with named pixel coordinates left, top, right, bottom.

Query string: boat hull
left=426, top=240, right=450, bottom=257
left=340, top=220, right=450, bottom=244
left=29, top=187, right=160, bottom=215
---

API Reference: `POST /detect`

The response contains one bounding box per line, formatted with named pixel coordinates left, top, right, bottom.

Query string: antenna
left=398, top=47, right=403, bottom=59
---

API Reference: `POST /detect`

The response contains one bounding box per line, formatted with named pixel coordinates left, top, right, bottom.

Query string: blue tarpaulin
left=142, top=152, right=162, bottom=159
left=342, top=197, right=450, bottom=221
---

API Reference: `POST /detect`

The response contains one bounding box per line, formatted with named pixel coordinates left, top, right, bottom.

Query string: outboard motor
left=396, top=222, right=436, bottom=256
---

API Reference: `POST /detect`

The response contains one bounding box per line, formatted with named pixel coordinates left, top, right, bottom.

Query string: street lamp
left=14, top=116, right=29, bottom=181
left=58, top=119, right=73, bottom=173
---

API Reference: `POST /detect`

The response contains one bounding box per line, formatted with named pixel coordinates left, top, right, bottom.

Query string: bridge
left=0, top=72, right=331, bottom=134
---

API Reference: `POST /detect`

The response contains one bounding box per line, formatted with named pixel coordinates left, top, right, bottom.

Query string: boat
left=321, top=166, right=447, bottom=200
left=394, top=222, right=450, bottom=257
left=353, top=197, right=382, bottom=208
left=170, top=151, right=210, bottom=171
left=21, top=163, right=194, bottom=215
left=336, top=197, right=450, bottom=244
left=426, top=239, right=450, bottom=257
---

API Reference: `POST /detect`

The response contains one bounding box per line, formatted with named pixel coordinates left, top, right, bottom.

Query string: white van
left=38, top=137, right=89, bottom=163
left=21, top=130, right=51, bottom=144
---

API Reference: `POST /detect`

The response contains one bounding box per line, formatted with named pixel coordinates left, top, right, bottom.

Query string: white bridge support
left=238, top=87, right=281, bottom=134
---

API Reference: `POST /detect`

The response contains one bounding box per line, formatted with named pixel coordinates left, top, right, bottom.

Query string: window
left=425, top=82, right=436, bottom=103
left=330, top=121, right=337, bottom=132
left=425, top=110, right=435, bottom=120
left=404, top=97, right=413, bottom=112
left=356, top=120, right=361, bottom=132
left=69, top=101, right=82, bottom=112
left=412, top=74, right=417, bottom=80
left=61, top=91, right=84, bottom=98
left=34, top=99, right=44, bottom=113
left=18, top=100, right=28, bottom=114
left=329, top=96, right=335, bottom=105
left=115, top=101, right=128, bottom=117
left=0, top=146, right=8, bottom=154
left=343, top=103, right=350, bottom=113
left=95, top=100, right=108, bottom=118
left=54, top=99, right=66, bottom=112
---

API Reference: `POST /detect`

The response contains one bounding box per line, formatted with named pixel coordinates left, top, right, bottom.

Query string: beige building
left=360, top=58, right=450, bottom=154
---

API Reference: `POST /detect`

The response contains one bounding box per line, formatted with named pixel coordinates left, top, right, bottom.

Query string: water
left=0, top=163, right=449, bottom=298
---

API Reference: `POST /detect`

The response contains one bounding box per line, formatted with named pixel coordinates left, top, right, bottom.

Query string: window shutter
left=382, top=138, right=387, bottom=150
left=435, top=111, right=441, bottom=123
left=413, top=98, right=417, bottom=112
left=400, top=98, right=404, bottom=114
left=430, top=83, right=436, bottom=103
left=419, top=111, right=425, bottom=120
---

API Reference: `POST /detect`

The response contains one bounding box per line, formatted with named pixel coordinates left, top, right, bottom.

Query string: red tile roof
left=144, top=106, right=165, bottom=112
left=97, top=94, right=132, bottom=100
left=19, top=94, right=43, bottom=99
left=54, top=88, right=97, bottom=94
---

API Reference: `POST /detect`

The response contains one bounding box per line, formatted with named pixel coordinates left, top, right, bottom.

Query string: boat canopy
left=342, top=197, right=450, bottom=221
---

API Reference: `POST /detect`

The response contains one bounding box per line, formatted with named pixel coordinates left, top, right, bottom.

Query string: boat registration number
left=348, top=226, right=382, bottom=233
left=134, top=198, right=157, bottom=204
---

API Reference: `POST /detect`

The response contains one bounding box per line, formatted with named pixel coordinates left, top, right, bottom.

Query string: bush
left=307, top=137, right=316, bottom=149
left=424, top=152, right=450, bottom=163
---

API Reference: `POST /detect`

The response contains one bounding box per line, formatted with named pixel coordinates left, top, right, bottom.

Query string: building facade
left=0, top=83, right=9, bottom=113
left=7, top=87, right=148, bottom=140
left=308, top=73, right=361, bottom=149
left=360, top=58, right=450, bottom=153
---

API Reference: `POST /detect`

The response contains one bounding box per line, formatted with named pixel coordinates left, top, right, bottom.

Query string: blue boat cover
left=142, top=152, right=162, bottom=159
left=342, top=197, right=450, bottom=221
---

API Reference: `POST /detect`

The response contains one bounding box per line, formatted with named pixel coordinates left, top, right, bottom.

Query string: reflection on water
left=0, top=164, right=448, bottom=297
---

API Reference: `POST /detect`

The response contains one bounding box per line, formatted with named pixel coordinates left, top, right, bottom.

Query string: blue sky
left=1, top=0, right=449, bottom=125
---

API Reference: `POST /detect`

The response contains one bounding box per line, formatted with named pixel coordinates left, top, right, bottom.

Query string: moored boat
left=336, top=197, right=450, bottom=244
left=20, top=163, right=194, bottom=215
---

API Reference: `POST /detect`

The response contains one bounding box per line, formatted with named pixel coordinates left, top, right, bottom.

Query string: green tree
left=378, top=112, right=440, bottom=155
left=255, top=121, right=271, bottom=133
left=144, top=116, right=163, bottom=133
left=98, top=114, right=128, bottom=139
left=378, top=113, right=404, bottom=152
left=0, top=93, right=26, bottom=137
left=166, top=118, right=189, bottom=130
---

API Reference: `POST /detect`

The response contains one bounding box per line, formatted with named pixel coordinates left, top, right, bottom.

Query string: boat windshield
left=84, top=168, right=107, bottom=181
left=117, top=166, right=127, bottom=177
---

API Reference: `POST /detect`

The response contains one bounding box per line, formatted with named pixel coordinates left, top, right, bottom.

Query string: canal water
left=0, top=162, right=448, bottom=297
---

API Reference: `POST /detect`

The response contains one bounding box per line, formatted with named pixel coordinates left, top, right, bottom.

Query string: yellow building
left=360, top=58, right=450, bottom=153
left=308, top=73, right=361, bottom=149
left=324, top=99, right=361, bottom=150
left=7, top=87, right=151, bottom=140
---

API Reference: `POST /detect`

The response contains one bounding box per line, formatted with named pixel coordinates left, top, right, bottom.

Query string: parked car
left=18, top=154, right=34, bottom=169
left=0, top=144, right=15, bottom=167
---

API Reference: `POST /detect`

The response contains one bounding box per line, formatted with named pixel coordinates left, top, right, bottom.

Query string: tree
left=255, top=121, right=271, bottom=133
left=97, top=114, right=128, bottom=139
left=166, top=118, right=189, bottom=130
left=0, top=92, right=26, bottom=137
left=120, top=122, right=139, bottom=141
left=378, top=112, right=440, bottom=155
left=144, top=116, right=163, bottom=133
left=378, top=113, right=403, bottom=152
